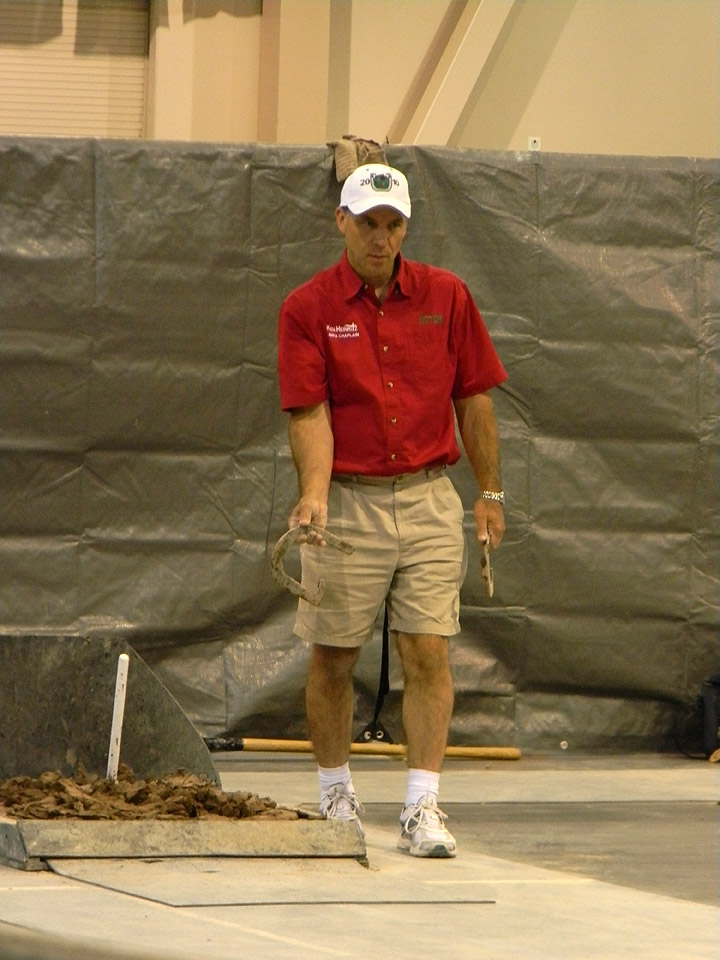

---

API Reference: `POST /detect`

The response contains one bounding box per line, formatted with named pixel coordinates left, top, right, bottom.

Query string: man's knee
left=310, top=643, right=360, bottom=681
left=395, top=632, right=450, bottom=680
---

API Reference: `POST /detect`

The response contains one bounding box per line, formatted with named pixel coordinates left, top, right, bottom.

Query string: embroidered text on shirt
left=326, top=322, right=360, bottom=339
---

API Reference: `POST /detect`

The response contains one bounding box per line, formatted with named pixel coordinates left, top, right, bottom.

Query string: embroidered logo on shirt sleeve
left=418, top=314, right=443, bottom=324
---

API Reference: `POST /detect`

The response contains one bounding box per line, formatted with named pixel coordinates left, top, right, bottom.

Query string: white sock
left=318, top=762, right=353, bottom=801
left=405, top=768, right=440, bottom=809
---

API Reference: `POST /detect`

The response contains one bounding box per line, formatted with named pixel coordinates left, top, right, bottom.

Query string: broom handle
left=236, top=738, right=520, bottom=760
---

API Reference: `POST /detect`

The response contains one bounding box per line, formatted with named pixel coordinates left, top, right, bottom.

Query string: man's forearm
left=453, top=392, right=502, bottom=491
left=454, top=392, right=505, bottom=547
left=288, top=402, right=334, bottom=528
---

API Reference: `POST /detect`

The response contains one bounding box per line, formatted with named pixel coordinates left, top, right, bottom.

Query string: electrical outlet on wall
left=528, top=136, right=541, bottom=151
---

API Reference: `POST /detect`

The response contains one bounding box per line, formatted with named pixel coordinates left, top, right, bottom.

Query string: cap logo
left=340, top=164, right=411, bottom=218
left=360, top=172, right=398, bottom=193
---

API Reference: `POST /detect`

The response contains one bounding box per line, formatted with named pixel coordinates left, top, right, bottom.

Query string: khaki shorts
left=294, top=467, right=468, bottom=648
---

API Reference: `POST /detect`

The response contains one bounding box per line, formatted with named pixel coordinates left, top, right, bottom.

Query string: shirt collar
left=392, top=253, right=412, bottom=298
left=338, top=251, right=411, bottom=301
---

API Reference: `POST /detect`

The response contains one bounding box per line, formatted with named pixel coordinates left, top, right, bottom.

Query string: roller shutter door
left=0, top=0, right=148, bottom=137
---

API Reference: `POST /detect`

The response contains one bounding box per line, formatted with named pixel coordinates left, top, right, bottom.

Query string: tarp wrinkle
left=0, top=139, right=717, bottom=750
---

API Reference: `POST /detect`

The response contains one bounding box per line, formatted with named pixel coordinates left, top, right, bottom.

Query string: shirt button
left=390, top=417, right=397, bottom=423
left=382, top=345, right=389, bottom=352
left=390, top=454, right=396, bottom=461
left=387, top=381, right=393, bottom=388
left=379, top=310, right=384, bottom=317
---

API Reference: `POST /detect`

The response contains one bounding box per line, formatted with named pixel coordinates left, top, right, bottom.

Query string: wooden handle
left=237, top=738, right=520, bottom=760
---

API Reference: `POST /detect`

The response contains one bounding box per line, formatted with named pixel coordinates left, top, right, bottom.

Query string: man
left=277, top=163, right=506, bottom=857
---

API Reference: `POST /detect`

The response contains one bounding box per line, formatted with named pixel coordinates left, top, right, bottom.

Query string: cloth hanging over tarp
left=0, top=138, right=717, bottom=750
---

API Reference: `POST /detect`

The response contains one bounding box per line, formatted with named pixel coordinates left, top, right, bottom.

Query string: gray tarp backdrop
left=1, top=138, right=718, bottom=751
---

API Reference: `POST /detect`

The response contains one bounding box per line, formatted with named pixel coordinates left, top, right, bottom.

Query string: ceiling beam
left=397, top=0, right=516, bottom=146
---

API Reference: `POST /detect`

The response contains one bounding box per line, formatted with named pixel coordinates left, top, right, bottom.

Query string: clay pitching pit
left=0, top=766, right=301, bottom=822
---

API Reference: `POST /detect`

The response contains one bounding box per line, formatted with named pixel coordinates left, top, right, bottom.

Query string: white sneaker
left=319, top=782, right=364, bottom=836
left=398, top=794, right=456, bottom=858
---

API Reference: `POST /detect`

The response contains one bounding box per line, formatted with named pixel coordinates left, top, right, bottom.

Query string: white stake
left=106, top=653, right=130, bottom=781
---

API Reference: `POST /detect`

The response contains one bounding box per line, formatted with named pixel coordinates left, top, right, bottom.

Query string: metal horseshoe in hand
left=480, top=541, right=494, bottom=598
left=271, top=523, right=355, bottom=605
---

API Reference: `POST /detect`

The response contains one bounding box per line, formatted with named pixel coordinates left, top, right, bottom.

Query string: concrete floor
left=0, top=752, right=717, bottom=960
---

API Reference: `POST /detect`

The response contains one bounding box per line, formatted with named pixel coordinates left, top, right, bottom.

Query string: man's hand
left=473, top=498, right=505, bottom=549
left=289, top=496, right=328, bottom=546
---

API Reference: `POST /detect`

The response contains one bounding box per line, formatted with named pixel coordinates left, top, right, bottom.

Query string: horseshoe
left=480, top=541, right=494, bottom=598
left=271, top=523, right=354, bottom=605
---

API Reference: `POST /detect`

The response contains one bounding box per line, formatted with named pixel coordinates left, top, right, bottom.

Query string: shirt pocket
left=408, top=322, right=452, bottom=379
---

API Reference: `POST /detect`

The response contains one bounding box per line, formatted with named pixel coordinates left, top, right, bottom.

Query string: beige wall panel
left=103, top=0, right=717, bottom=156
left=347, top=0, right=459, bottom=144
left=192, top=3, right=261, bottom=142
left=327, top=0, right=353, bottom=140
left=148, top=0, right=261, bottom=142
left=454, top=0, right=719, bottom=157
left=147, top=1, right=194, bottom=139
left=258, top=0, right=332, bottom=143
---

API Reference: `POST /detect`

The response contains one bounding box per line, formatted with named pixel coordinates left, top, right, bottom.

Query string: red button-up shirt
left=278, top=252, right=507, bottom=476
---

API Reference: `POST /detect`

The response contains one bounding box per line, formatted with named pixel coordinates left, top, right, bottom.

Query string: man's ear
left=335, top=206, right=348, bottom=235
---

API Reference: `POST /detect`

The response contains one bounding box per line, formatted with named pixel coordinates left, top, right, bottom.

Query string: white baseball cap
left=340, top=164, right=411, bottom=219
